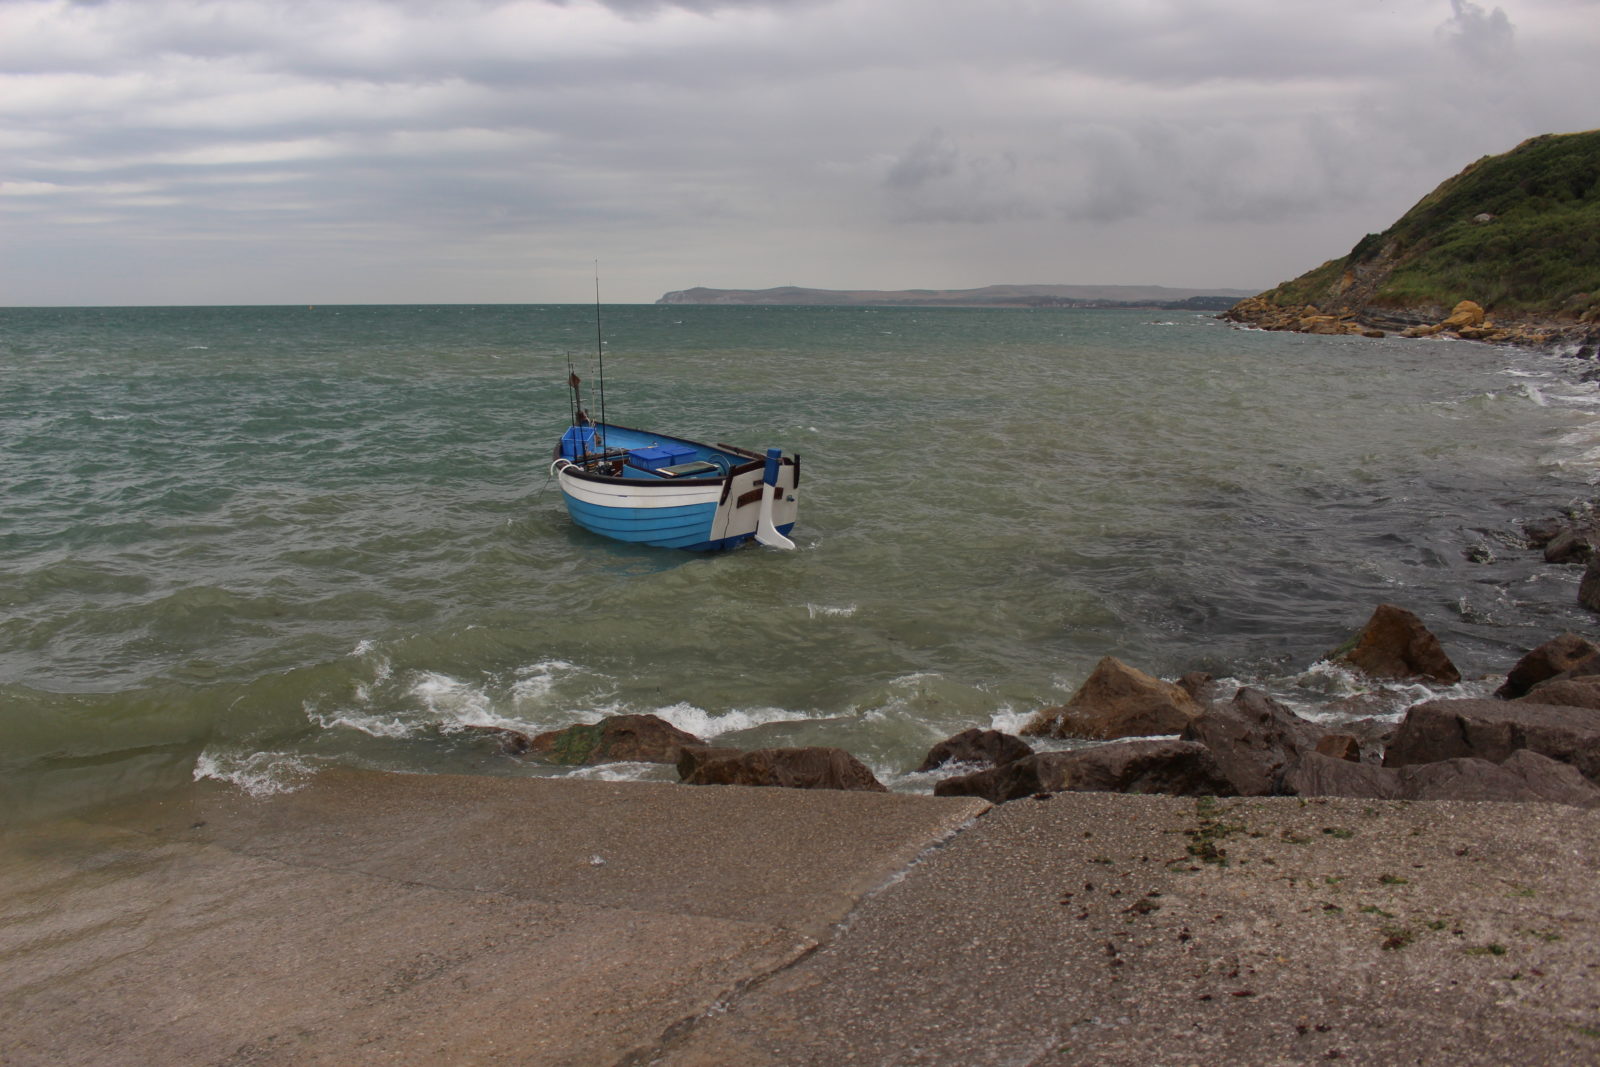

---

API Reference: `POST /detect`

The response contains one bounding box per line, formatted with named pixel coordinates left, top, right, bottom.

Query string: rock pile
left=466, top=713, right=892, bottom=792
left=460, top=604, right=1600, bottom=809
left=932, top=608, right=1600, bottom=809
left=1511, top=501, right=1600, bottom=613
left=1222, top=295, right=1600, bottom=351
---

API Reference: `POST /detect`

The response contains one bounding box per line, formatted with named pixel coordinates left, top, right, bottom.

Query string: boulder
left=1581, top=556, right=1600, bottom=613
left=1315, top=733, right=1363, bottom=762
left=1521, top=516, right=1566, bottom=548
left=675, top=745, right=746, bottom=779
left=915, top=728, right=1032, bottom=773
left=529, top=714, right=704, bottom=766
left=1284, top=749, right=1600, bottom=807
left=1178, top=687, right=1324, bottom=796
left=1396, top=750, right=1600, bottom=807
left=1341, top=716, right=1400, bottom=755
left=1325, top=603, right=1460, bottom=685
left=1176, top=671, right=1220, bottom=703
left=461, top=724, right=535, bottom=755
left=1520, top=678, right=1600, bottom=710
left=1441, top=300, right=1487, bottom=330
left=679, top=746, right=888, bottom=792
left=1281, top=752, right=1402, bottom=800
left=1020, top=657, right=1203, bottom=740
left=1301, top=315, right=1360, bottom=336
left=933, top=741, right=1235, bottom=803
left=1495, top=633, right=1600, bottom=698
left=1382, top=699, right=1600, bottom=781
left=1542, top=528, right=1595, bottom=564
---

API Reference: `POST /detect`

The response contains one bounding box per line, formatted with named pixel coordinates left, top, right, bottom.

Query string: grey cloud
left=1441, top=0, right=1516, bottom=64
left=884, top=131, right=959, bottom=191
left=1, top=0, right=1594, bottom=304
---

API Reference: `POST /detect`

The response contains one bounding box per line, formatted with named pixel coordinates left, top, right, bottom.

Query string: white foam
left=649, top=701, right=809, bottom=739
left=806, top=603, right=858, bottom=619
left=508, top=658, right=583, bottom=703
left=304, top=707, right=417, bottom=738
left=987, top=705, right=1034, bottom=735
left=193, top=748, right=316, bottom=797
left=410, top=670, right=494, bottom=720
left=348, top=639, right=393, bottom=683
left=565, top=761, right=669, bottom=783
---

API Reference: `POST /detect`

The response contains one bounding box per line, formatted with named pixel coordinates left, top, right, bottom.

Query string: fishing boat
left=549, top=376, right=800, bottom=551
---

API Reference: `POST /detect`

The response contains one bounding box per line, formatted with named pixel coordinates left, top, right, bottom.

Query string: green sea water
left=3, top=304, right=1598, bottom=820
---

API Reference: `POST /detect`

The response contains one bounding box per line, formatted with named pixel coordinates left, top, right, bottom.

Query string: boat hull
left=551, top=424, right=799, bottom=551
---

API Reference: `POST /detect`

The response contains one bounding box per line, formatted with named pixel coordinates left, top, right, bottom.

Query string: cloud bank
left=1, top=0, right=1595, bottom=303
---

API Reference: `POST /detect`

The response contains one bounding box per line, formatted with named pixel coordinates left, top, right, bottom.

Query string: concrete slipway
left=3, top=770, right=1597, bottom=1065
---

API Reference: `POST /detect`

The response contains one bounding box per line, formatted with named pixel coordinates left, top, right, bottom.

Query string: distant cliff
left=657, top=284, right=1255, bottom=310
left=1224, top=129, right=1600, bottom=350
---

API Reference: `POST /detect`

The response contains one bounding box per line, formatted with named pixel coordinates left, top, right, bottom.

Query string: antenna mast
left=593, top=262, right=608, bottom=434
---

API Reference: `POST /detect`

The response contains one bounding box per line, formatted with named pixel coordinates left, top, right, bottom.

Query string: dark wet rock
left=1382, top=699, right=1600, bottom=781
left=461, top=724, right=535, bottom=756
left=1521, top=678, right=1600, bottom=710
left=1495, top=633, right=1600, bottom=698
left=1342, top=716, right=1400, bottom=757
left=679, top=746, right=888, bottom=792
left=915, top=728, right=1032, bottom=773
left=1020, top=657, right=1203, bottom=740
left=1522, top=516, right=1566, bottom=547
left=675, top=745, right=746, bottom=780
left=1397, top=750, right=1600, bottom=807
left=1543, top=528, right=1595, bottom=564
left=1284, top=749, right=1600, bottom=807
left=1281, top=752, right=1402, bottom=800
left=1315, top=733, right=1363, bottom=762
left=1178, top=687, right=1324, bottom=796
left=1326, top=603, right=1460, bottom=685
left=529, top=714, right=704, bottom=766
left=933, top=741, right=1235, bottom=804
left=1176, top=672, right=1220, bottom=704
left=1581, top=556, right=1600, bottom=613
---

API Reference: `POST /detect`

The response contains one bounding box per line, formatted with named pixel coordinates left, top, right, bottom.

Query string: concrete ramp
left=0, top=771, right=988, bottom=1066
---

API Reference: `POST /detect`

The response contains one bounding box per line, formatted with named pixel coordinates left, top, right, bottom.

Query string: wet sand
left=3, top=771, right=1597, bottom=1065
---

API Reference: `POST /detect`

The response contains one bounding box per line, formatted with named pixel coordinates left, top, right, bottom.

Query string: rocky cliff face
left=1223, top=130, right=1600, bottom=353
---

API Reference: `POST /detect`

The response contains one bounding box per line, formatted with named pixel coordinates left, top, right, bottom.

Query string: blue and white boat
left=550, top=410, right=800, bottom=552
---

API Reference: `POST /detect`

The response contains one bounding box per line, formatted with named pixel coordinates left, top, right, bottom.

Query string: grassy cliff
left=1233, top=130, right=1600, bottom=338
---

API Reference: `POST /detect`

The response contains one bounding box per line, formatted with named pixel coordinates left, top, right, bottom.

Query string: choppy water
left=4, top=304, right=1598, bottom=820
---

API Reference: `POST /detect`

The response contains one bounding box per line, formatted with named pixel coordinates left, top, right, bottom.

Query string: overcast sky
left=2, top=0, right=1596, bottom=305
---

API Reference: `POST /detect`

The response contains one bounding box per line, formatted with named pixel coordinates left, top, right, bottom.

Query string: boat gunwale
left=551, top=420, right=790, bottom=488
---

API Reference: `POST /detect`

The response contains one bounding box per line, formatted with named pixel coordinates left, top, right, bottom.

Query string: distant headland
left=656, top=284, right=1255, bottom=311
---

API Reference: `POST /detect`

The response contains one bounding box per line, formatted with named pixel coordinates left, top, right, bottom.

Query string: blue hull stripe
left=563, top=493, right=717, bottom=547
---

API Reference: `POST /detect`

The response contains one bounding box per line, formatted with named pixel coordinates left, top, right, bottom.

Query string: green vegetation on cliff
left=1267, top=130, right=1600, bottom=322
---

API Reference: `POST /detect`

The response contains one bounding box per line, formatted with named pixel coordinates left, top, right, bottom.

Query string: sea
left=4, top=303, right=1599, bottom=824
